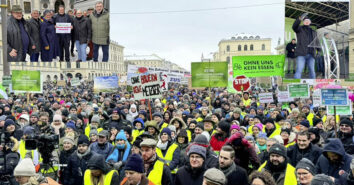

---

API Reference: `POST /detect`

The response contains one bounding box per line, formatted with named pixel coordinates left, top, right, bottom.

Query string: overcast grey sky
left=110, top=0, right=285, bottom=70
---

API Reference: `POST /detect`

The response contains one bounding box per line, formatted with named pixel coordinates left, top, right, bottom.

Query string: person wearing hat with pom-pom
left=120, top=154, right=154, bottom=185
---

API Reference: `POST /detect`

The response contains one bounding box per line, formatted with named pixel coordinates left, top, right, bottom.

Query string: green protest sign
left=327, top=103, right=352, bottom=115
left=191, top=62, right=228, bottom=87
left=288, top=83, right=310, bottom=98
left=232, top=55, right=285, bottom=77
left=12, top=70, right=41, bottom=93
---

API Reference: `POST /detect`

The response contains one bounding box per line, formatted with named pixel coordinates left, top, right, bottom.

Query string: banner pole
left=148, top=99, right=152, bottom=120
left=334, top=106, right=337, bottom=138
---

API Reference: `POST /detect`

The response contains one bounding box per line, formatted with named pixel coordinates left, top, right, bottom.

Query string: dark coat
left=338, top=131, right=354, bottom=155
left=316, top=139, right=353, bottom=184
left=72, top=17, right=92, bottom=44
left=222, top=163, right=249, bottom=185
left=27, top=17, right=41, bottom=53
left=292, top=18, right=318, bottom=57
left=159, top=142, right=180, bottom=171
left=287, top=143, right=322, bottom=167
left=175, top=164, right=206, bottom=185
left=90, top=142, right=113, bottom=159
left=286, top=42, right=296, bottom=58
left=40, top=18, right=60, bottom=61
left=59, top=147, right=76, bottom=184
left=86, top=154, right=120, bottom=185
left=53, top=13, right=72, bottom=39
left=7, top=16, right=33, bottom=61
left=65, top=149, right=98, bottom=185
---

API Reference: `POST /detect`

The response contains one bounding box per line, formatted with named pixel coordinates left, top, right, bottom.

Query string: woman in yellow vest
left=84, top=155, right=119, bottom=185
left=169, top=117, right=192, bottom=141
left=156, top=128, right=180, bottom=174
left=131, top=118, right=145, bottom=143
left=263, top=118, right=281, bottom=138
left=85, top=115, right=103, bottom=138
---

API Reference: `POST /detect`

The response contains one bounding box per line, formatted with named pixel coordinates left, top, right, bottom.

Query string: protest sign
left=71, top=78, right=80, bottom=86
left=191, top=62, right=228, bottom=87
left=259, top=92, right=274, bottom=103
left=94, top=76, right=119, bottom=93
left=131, top=73, right=164, bottom=100
left=12, top=70, right=41, bottom=93
left=57, top=80, right=66, bottom=87
left=277, top=91, right=293, bottom=103
left=327, top=102, right=352, bottom=115
left=232, top=55, right=285, bottom=77
left=321, top=88, right=348, bottom=106
left=288, top=84, right=310, bottom=98
left=56, top=23, right=71, bottom=33
left=312, top=89, right=321, bottom=107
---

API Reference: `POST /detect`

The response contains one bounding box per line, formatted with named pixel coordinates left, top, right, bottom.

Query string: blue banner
left=321, top=89, right=348, bottom=106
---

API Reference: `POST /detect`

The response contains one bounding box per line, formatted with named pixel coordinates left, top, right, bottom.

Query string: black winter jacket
left=72, top=17, right=92, bottom=44
left=292, top=18, right=318, bottom=57
left=27, top=17, right=41, bottom=53
left=175, top=164, right=206, bottom=185
left=287, top=143, right=322, bottom=167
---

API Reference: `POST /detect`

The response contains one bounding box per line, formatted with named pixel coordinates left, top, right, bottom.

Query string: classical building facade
left=124, top=54, right=187, bottom=72
left=213, top=34, right=272, bottom=70
left=349, top=0, right=354, bottom=79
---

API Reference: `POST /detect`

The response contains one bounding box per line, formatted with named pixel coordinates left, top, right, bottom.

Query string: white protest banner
left=259, top=92, right=274, bottom=103
left=312, top=89, right=321, bottom=107
left=56, top=23, right=71, bottom=33
left=71, top=78, right=80, bottom=86
left=168, top=76, right=181, bottom=83
left=131, top=73, right=164, bottom=100
left=277, top=91, right=293, bottom=102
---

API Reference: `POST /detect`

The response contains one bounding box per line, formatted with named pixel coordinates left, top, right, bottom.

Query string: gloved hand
left=113, top=161, right=123, bottom=170
left=300, top=12, right=309, bottom=21
left=45, top=46, right=50, bottom=50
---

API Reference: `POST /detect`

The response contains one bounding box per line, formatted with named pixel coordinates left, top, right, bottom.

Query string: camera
left=25, top=134, right=58, bottom=164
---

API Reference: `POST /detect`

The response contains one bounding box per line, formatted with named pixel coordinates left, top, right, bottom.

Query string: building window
left=226, top=56, right=230, bottom=63
left=226, top=45, right=230, bottom=52
left=238, top=45, right=241, bottom=51
left=250, top=44, right=254, bottom=51
left=262, top=44, right=265, bottom=50
left=244, top=45, right=247, bottom=51
left=24, top=2, right=31, bottom=14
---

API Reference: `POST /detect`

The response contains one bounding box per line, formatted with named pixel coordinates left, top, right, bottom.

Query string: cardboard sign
left=312, top=89, right=322, bottom=107
left=56, top=23, right=71, bottom=33
left=259, top=92, right=274, bottom=103
left=71, top=78, right=80, bottom=86
left=131, top=73, right=164, bottom=100
left=57, top=80, right=66, bottom=87
left=277, top=91, right=293, bottom=103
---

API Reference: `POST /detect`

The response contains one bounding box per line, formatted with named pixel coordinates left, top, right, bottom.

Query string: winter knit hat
left=23, top=126, right=35, bottom=136
left=194, top=134, right=209, bottom=146
left=310, top=174, right=334, bottom=185
left=125, top=154, right=144, bottom=173
left=257, top=132, right=267, bottom=139
left=340, top=118, right=353, bottom=129
left=91, top=115, right=100, bottom=123
left=230, top=124, right=240, bottom=131
left=78, top=135, right=90, bottom=146
left=269, top=143, right=287, bottom=158
left=66, top=120, right=76, bottom=130
left=203, top=168, right=227, bottom=185
left=300, top=120, right=310, bottom=128
left=254, top=123, right=263, bottom=131
left=196, top=122, right=204, bottom=130
left=4, top=119, right=15, bottom=128
left=116, top=130, right=127, bottom=141
left=167, top=125, right=176, bottom=133
left=53, top=114, right=62, bottom=122
left=63, top=135, right=75, bottom=145
left=188, top=145, right=206, bottom=160
left=281, top=128, right=291, bottom=135
left=161, top=128, right=171, bottom=138
left=0, top=115, right=7, bottom=121
left=89, top=129, right=98, bottom=136
left=218, top=121, right=231, bottom=133
left=14, top=158, right=36, bottom=177
left=296, top=158, right=316, bottom=175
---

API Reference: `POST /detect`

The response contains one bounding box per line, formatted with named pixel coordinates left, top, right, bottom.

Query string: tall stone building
left=349, top=0, right=354, bottom=79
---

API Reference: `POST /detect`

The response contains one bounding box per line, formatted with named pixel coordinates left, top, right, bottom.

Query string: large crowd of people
left=0, top=80, right=353, bottom=185
left=7, top=1, right=110, bottom=62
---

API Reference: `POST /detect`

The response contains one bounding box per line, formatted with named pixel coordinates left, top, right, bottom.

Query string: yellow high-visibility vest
left=85, top=125, right=103, bottom=138
left=147, top=160, right=164, bottom=185
left=258, top=161, right=297, bottom=185
left=132, top=129, right=144, bottom=143
left=84, top=169, right=118, bottom=185
left=156, top=143, right=178, bottom=174
left=18, top=140, right=41, bottom=166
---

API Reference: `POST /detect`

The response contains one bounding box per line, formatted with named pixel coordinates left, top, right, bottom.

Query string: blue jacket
left=90, top=142, right=113, bottom=159
left=316, top=138, right=353, bottom=184
left=40, top=18, right=59, bottom=61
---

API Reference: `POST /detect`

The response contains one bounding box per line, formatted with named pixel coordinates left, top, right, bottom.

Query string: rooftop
left=124, top=54, right=164, bottom=61
left=220, top=33, right=271, bottom=43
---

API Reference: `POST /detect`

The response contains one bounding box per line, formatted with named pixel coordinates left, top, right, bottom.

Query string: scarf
left=157, top=140, right=168, bottom=151
left=221, top=162, right=236, bottom=177
left=77, top=147, right=91, bottom=159
left=51, top=122, right=64, bottom=135
left=106, top=143, right=131, bottom=163
left=144, top=154, right=157, bottom=173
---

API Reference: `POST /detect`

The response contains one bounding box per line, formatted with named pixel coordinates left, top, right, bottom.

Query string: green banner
left=232, top=55, right=285, bottom=77
left=288, top=83, right=310, bottom=98
left=327, top=104, right=352, bottom=115
left=12, top=70, right=41, bottom=93
left=191, top=62, right=228, bottom=87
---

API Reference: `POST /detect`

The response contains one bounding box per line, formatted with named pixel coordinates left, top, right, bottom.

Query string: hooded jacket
left=86, top=155, right=120, bottom=185
left=316, top=138, right=353, bottom=184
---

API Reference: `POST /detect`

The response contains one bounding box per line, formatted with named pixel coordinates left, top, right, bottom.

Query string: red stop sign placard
left=233, top=75, right=250, bottom=91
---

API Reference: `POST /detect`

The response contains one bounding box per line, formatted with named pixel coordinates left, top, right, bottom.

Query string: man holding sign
left=54, top=5, right=73, bottom=62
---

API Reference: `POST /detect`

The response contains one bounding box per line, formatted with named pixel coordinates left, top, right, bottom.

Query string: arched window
left=238, top=45, right=242, bottom=51
left=226, top=56, right=230, bottom=63
left=262, top=44, right=266, bottom=50
left=250, top=44, right=254, bottom=51
left=244, top=45, right=248, bottom=51
left=226, top=45, right=230, bottom=52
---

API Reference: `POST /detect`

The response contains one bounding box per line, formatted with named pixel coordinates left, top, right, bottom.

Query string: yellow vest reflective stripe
left=307, top=113, right=314, bottom=127
left=84, top=169, right=118, bottom=185
left=132, top=129, right=144, bottom=143
left=258, top=161, right=297, bottom=185
left=156, top=143, right=178, bottom=174
left=148, top=160, right=164, bottom=185
left=187, top=130, right=192, bottom=142
left=159, top=123, right=169, bottom=132
left=286, top=141, right=296, bottom=148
